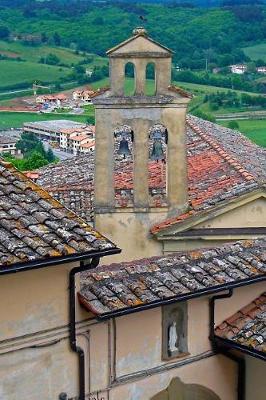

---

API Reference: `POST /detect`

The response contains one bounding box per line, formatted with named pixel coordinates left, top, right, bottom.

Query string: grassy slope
left=219, top=119, right=266, bottom=147
left=243, top=42, right=266, bottom=62
left=0, top=40, right=84, bottom=65
left=0, top=40, right=107, bottom=90
left=0, top=60, right=70, bottom=88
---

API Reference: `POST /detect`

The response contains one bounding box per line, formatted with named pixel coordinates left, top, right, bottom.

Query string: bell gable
left=107, top=29, right=173, bottom=57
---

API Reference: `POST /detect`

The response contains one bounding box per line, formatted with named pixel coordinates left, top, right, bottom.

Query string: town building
left=230, top=64, right=247, bottom=74
left=60, top=125, right=95, bottom=153
left=23, top=119, right=87, bottom=145
left=69, top=134, right=95, bottom=156
left=1, top=29, right=265, bottom=400
left=229, top=64, right=266, bottom=75
left=0, top=134, right=21, bottom=156
left=35, top=93, right=67, bottom=107
left=257, top=66, right=266, bottom=74
left=0, top=159, right=119, bottom=400
left=72, top=88, right=96, bottom=103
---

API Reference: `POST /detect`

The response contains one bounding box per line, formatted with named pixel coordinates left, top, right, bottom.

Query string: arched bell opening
left=145, top=62, right=156, bottom=96
left=113, top=125, right=134, bottom=207
left=148, top=124, right=168, bottom=207
left=124, top=62, right=136, bottom=96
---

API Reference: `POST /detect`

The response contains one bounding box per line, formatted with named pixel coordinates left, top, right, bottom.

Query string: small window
left=162, top=302, right=188, bottom=360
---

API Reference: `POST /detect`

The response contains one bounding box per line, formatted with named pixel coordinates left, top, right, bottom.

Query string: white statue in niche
left=168, top=321, right=179, bottom=354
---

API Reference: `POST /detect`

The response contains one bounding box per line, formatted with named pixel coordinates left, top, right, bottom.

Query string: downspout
left=209, top=289, right=246, bottom=400
left=69, top=257, right=100, bottom=400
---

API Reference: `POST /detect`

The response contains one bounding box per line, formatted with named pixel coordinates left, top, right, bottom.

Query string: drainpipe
left=69, top=257, right=100, bottom=400
left=209, top=289, right=246, bottom=400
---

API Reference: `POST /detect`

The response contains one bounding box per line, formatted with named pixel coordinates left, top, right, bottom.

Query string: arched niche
left=145, top=62, right=156, bottom=96
left=113, top=125, right=134, bottom=207
left=148, top=124, right=168, bottom=207
left=151, top=377, right=221, bottom=400
left=124, top=62, right=136, bottom=96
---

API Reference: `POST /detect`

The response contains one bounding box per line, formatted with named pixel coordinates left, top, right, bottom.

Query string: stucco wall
left=0, top=340, right=78, bottom=400
left=87, top=283, right=264, bottom=398
left=195, top=197, right=266, bottom=229
left=0, top=263, right=81, bottom=399
left=245, top=356, right=266, bottom=400
left=109, top=355, right=237, bottom=400
left=0, top=264, right=74, bottom=340
left=95, top=211, right=165, bottom=262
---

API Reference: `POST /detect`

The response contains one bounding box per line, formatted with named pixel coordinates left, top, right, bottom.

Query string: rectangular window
left=162, top=302, right=188, bottom=360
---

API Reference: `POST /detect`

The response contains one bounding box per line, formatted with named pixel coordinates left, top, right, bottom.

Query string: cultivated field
left=0, top=41, right=86, bottom=65
left=219, top=119, right=266, bottom=147
left=243, top=42, right=266, bottom=62
left=0, top=60, right=70, bottom=90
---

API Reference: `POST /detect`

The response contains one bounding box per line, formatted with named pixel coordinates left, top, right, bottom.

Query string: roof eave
left=214, top=335, right=266, bottom=361
left=0, top=247, right=121, bottom=276
left=80, top=274, right=265, bottom=321
left=151, top=187, right=265, bottom=236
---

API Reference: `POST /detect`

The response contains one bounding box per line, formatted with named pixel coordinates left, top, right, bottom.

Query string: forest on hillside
left=0, top=0, right=266, bottom=69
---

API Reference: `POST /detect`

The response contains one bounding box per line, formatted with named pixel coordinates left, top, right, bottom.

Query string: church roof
left=36, top=116, right=266, bottom=226
left=0, top=160, right=118, bottom=273
left=78, top=238, right=266, bottom=319
left=215, top=292, right=266, bottom=360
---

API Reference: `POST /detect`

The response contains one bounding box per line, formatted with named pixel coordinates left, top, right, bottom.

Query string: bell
left=151, top=139, right=164, bottom=162
left=118, top=137, right=130, bottom=159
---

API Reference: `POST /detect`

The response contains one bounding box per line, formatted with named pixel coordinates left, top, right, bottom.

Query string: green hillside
left=1, top=1, right=266, bottom=67
left=243, top=43, right=266, bottom=62
left=0, top=60, right=70, bottom=90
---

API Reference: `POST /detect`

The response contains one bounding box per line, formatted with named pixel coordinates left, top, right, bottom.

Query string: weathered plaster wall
left=215, top=282, right=265, bottom=326
left=87, top=283, right=264, bottom=398
left=0, top=339, right=78, bottom=400
left=195, top=197, right=266, bottom=229
left=94, top=103, right=189, bottom=262
left=94, top=104, right=189, bottom=211
left=88, top=322, right=110, bottom=392
left=245, top=356, right=266, bottom=400
left=0, top=264, right=74, bottom=341
left=95, top=211, right=164, bottom=262
left=109, top=355, right=237, bottom=400
left=163, top=239, right=233, bottom=253
left=0, top=263, right=82, bottom=399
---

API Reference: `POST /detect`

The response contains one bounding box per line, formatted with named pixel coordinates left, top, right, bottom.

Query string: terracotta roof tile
left=215, top=292, right=266, bottom=356
left=36, top=116, right=266, bottom=225
left=0, top=160, right=117, bottom=270
left=78, top=239, right=266, bottom=318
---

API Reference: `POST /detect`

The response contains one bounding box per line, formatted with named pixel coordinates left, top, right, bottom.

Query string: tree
left=0, top=26, right=10, bottom=39
left=53, top=32, right=61, bottom=46
left=41, top=32, right=48, bottom=43
left=46, top=148, right=56, bottom=163
left=228, top=121, right=239, bottom=130
left=24, top=152, right=48, bottom=170
left=40, top=53, right=61, bottom=66
left=16, top=132, right=39, bottom=155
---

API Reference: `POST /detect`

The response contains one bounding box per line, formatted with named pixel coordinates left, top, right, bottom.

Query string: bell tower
left=93, top=28, right=191, bottom=261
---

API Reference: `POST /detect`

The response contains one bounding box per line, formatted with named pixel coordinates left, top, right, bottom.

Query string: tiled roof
left=215, top=292, right=266, bottom=357
left=36, top=116, right=266, bottom=225
left=0, top=160, right=117, bottom=271
left=0, top=135, right=16, bottom=144
left=70, top=134, right=89, bottom=142
left=151, top=115, right=266, bottom=233
left=78, top=239, right=266, bottom=318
